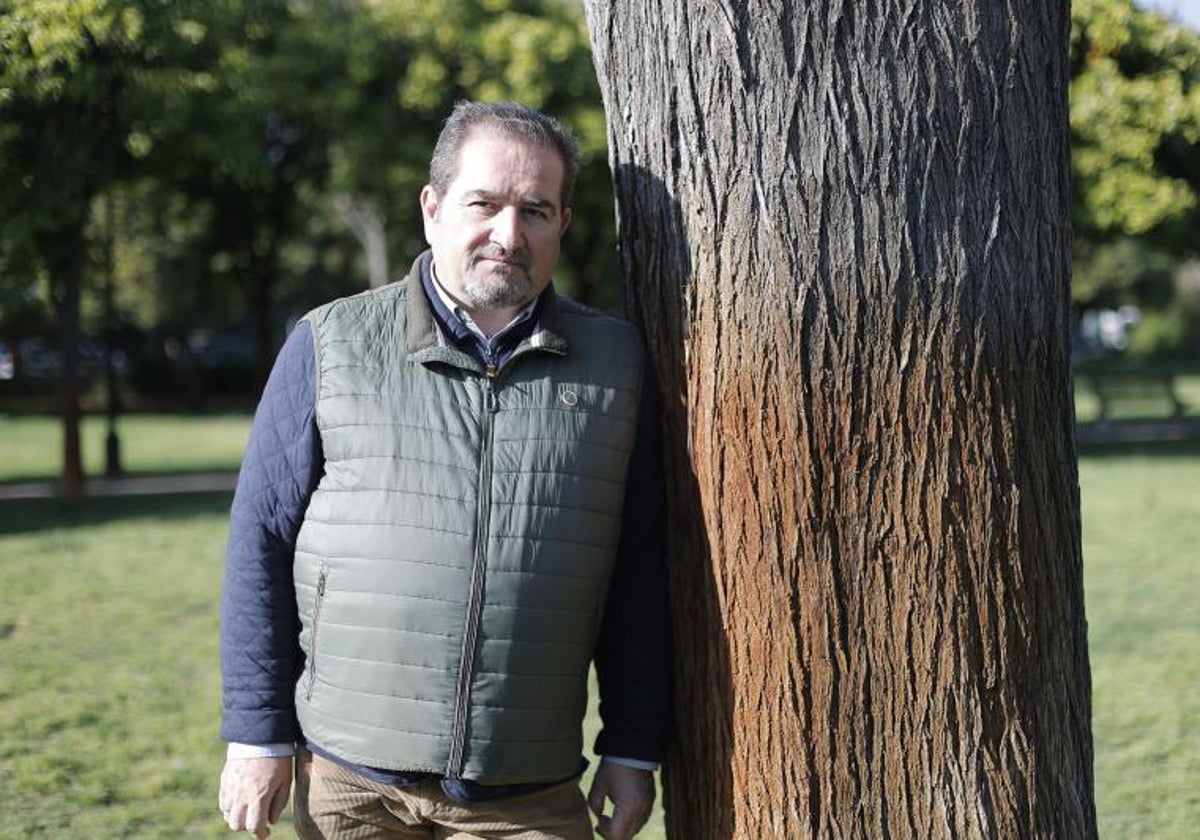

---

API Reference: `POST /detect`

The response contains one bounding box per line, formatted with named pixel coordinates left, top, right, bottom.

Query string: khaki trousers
left=293, top=750, right=594, bottom=840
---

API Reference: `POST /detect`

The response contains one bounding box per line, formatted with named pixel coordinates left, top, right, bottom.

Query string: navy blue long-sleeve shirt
left=220, top=277, right=671, bottom=795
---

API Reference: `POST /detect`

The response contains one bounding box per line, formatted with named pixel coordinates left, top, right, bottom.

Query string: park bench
left=1085, top=368, right=1187, bottom=422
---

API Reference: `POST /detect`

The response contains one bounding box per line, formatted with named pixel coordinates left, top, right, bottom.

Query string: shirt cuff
left=600, top=755, right=659, bottom=772
left=226, top=742, right=296, bottom=759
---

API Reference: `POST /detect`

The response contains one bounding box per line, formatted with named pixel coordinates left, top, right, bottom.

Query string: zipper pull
left=483, top=356, right=500, bottom=414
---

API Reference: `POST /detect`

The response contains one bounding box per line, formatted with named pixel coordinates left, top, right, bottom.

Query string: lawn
left=0, top=414, right=252, bottom=484
left=0, top=442, right=1196, bottom=837
left=5, top=369, right=1197, bottom=484
left=1081, top=442, right=1200, bottom=838
left=0, top=493, right=234, bottom=838
left=1074, top=371, right=1200, bottom=424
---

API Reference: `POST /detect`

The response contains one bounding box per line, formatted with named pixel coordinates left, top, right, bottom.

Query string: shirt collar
left=405, top=251, right=569, bottom=362
left=426, top=262, right=539, bottom=346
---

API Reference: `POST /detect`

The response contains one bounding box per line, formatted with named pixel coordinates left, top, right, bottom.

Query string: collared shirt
left=419, top=254, right=545, bottom=372
left=426, top=262, right=539, bottom=345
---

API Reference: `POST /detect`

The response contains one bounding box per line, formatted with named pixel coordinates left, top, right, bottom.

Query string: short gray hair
left=428, top=100, right=581, bottom=208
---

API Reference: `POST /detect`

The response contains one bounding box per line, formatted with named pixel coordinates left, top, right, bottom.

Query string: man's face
left=420, top=131, right=572, bottom=313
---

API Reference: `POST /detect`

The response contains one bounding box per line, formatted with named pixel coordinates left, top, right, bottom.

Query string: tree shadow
left=0, top=466, right=238, bottom=487
left=1076, top=437, right=1200, bottom=460
left=0, top=491, right=232, bottom=536
left=614, top=163, right=735, bottom=837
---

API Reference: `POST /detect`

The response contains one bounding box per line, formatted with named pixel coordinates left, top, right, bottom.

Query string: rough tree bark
left=585, top=1, right=1094, bottom=837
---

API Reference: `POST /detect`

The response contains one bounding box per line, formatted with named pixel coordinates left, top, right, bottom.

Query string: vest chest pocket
left=498, top=382, right=635, bottom=485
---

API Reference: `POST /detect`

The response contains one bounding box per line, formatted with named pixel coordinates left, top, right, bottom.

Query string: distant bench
left=1084, top=369, right=1187, bottom=422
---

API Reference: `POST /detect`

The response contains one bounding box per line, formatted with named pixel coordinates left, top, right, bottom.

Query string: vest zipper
left=306, top=566, right=328, bottom=701
left=447, top=368, right=500, bottom=777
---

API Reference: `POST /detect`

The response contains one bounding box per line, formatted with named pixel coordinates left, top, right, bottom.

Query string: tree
left=1071, top=0, right=1200, bottom=250
left=131, top=0, right=613, bottom=390
left=137, top=0, right=337, bottom=392
left=1069, top=0, right=1200, bottom=357
left=584, top=1, right=1095, bottom=837
left=317, top=0, right=618, bottom=306
left=0, top=0, right=155, bottom=497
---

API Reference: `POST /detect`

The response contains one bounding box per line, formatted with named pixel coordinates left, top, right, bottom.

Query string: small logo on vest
left=558, top=386, right=579, bottom=407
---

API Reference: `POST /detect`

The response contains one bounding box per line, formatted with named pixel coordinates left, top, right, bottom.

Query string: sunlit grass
left=0, top=443, right=1196, bottom=837
left=1081, top=444, right=1200, bottom=839
left=0, top=494, right=234, bottom=838
left=5, top=371, right=1194, bottom=486
left=0, top=414, right=251, bottom=483
left=1073, top=372, right=1200, bottom=424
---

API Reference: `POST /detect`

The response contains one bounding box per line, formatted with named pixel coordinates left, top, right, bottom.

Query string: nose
left=488, top=206, right=525, bottom=252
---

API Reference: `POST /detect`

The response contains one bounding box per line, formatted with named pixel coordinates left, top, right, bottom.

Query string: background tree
left=0, top=0, right=169, bottom=497
left=318, top=0, right=618, bottom=306
left=1, top=0, right=611, bottom=492
left=585, top=0, right=1095, bottom=836
left=131, top=0, right=338, bottom=391
left=1071, top=0, right=1200, bottom=356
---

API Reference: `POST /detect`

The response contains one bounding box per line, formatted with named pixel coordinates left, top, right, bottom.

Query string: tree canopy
left=1072, top=0, right=1200, bottom=244
left=1071, top=0, right=1200, bottom=351
left=2, top=0, right=1199, bottom=417
left=0, top=0, right=613, bottom=360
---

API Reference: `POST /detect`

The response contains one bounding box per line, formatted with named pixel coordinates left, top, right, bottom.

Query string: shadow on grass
left=0, top=466, right=239, bottom=488
left=0, top=491, right=233, bottom=536
left=1077, top=437, right=1200, bottom=460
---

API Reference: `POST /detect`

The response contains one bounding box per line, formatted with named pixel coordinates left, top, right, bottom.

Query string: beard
left=461, top=246, right=535, bottom=310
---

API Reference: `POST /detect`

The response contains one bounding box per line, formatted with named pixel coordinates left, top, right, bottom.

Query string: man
left=217, top=101, right=671, bottom=840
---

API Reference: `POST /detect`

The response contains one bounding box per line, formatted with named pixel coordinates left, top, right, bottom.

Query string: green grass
left=0, top=414, right=251, bottom=484
left=0, top=492, right=661, bottom=839
left=1074, top=372, right=1200, bottom=424
left=0, top=444, right=1197, bottom=837
left=0, top=493, right=234, bottom=838
left=1081, top=443, right=1200, bottom=838
left=0, top=372, right=1194, bottom=483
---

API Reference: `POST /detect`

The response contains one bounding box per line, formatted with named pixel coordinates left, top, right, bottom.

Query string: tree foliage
left=5, top=0, right=1199, bottom=439
left=1070, top=0, right=1200, bottom=355
left=0, top=0, right=610, bottom=492
left=0, top=0, right=182, bottom=494
left=2, top=3, right=608, bottom=348
left=1072, top=0, right=1200, bottom=242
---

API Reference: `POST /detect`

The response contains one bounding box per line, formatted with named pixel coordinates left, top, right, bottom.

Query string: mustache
left=470, top=246, right=530, bottom=270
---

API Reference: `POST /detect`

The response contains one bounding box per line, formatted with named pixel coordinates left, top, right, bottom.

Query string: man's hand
left=586, top=762, right=655, bottom=840
left=218, top=756, right=293, bottom=839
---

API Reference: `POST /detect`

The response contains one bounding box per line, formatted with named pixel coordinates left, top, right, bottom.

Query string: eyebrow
left=462, top=189, right=557, bottom=212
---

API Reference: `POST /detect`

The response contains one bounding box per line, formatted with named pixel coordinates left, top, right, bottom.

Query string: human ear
left=419, top=185, right=442, bottom=245
left=419, top=185, right=440, bottom=223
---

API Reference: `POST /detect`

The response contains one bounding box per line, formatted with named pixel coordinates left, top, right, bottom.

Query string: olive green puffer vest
left=292, top=259, right=643, bottom=784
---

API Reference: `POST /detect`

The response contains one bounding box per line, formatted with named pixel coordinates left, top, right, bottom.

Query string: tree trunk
left=334, top=193, right=391, bottom=288
left=584, top=2, right=1095, bottom=837
left=57, top=221, right=87, bottom=502
left=103, top=191, right=123, bottom=478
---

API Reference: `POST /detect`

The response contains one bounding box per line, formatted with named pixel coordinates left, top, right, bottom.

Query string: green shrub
left=1127, top=308, right=1191, bottom=359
